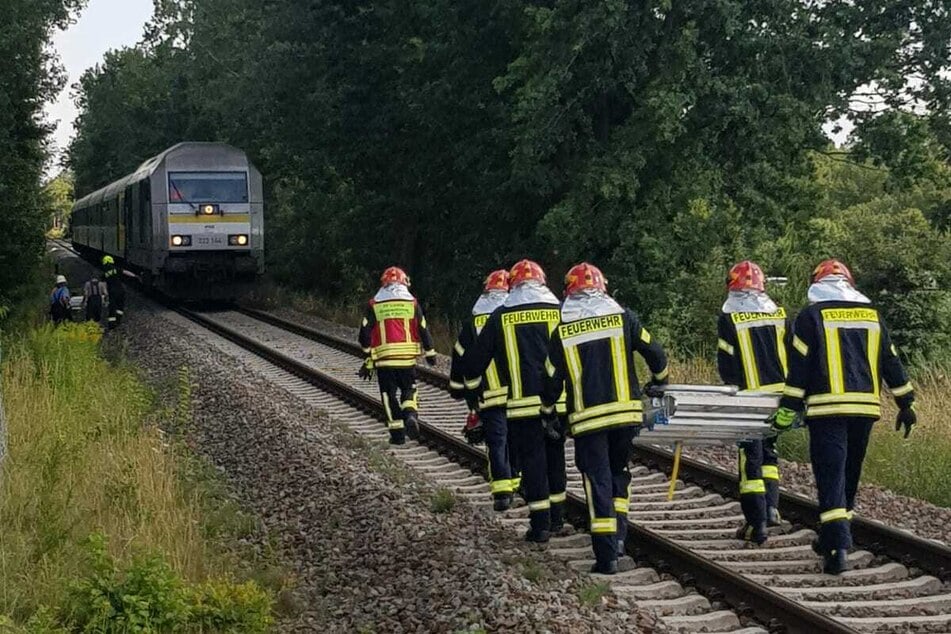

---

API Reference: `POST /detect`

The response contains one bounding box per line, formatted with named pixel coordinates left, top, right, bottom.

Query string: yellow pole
left=667, top=441, right=683, bottom=501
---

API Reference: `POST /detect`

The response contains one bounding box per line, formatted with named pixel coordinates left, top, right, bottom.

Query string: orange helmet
left=380, top=266, right=410, bottom=287
left=483, top=269, right=510, bottom=292
left=564, top=262, right=607, bottom=295
left=812, top=259, right=854, bottom=285
left=509, top=259, right=546, bottom=287
left=727, top=260, right=766, bottom=293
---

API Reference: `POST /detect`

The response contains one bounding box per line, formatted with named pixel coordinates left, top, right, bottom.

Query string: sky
left=45, top=0, right=154, bottom=169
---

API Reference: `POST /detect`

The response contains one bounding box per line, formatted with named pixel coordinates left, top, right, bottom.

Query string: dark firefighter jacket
left=461, top=301, right=565, bottom=420
left=450, top=312, right=507, bottom=410
left=717, top=308, right=792, bottom=393
left=778, top=301, right=915, bottom=419
left=541, top=308, right=669, bottom=437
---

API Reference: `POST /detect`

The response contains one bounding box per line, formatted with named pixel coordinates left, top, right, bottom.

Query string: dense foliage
left=66, top=0, right=951, bottom=360
left=0, top=0, right=84, bottom=313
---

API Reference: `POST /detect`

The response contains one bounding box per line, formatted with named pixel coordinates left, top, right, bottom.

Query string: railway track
left=43, top=240, right=951, bottom=632
left=219, top=306, right=951, bottom=634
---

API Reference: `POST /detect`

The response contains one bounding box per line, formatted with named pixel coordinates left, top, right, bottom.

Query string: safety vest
left=542, top=308, right=669, bottom=437
left=779, top=302, right=914, bottom=419
left=716, top=309, right=789, bottom=393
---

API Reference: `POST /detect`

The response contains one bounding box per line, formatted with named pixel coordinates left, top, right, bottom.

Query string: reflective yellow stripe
left=718, top=338, right=735, bottom=355
left=545, top=357, right=557, bottom=378
left=465, top=377, right=483, bottom=389
left=502, top=322, right=522, bottom=399
left=371, top=342, right=422, bottom=360
left=486, top=360, right=503, bottom=392
left=761, top=465, right=779, bottom=480
left=640, top=328, right=651, bottom=344
left=891, top=382, right=914, bottom=397
left=454, top=341, right=465, bottom=356
left=449, top=380, right=465, bottom=390
left=613, top=498, right=629, bottom=514
left=737, top=328, right=760, bottom=390
left=570, top=412, right=641, bottom=436
left=611, top=333, right=630, bottom=402
left=825, top=326, right=843, bottom=394
left=754, top=382, right=785, bottom=393
left=868, top=323, right=881, bottom=398
left=591, top=518, right=618, bottom=534
left=776, top=324, right=789, bottom=375
left=540, top=404, right=555, bottom=415
left=740, top=479, right=766, bottom=494
left=528, top=500, right=551, bottom=511
left=388, top=420, right=405, bottom=430
left=653, top=366, right=669, bottom=381
left=783, top=385, right=805, bottom=399
left=569, top=400, right=642, bottom=424
left=808, top=403, right=881, bottom=418
left=167, top=214, right=251, bottom=223
left=564, top=343, right=585, bottom=410
left=549, top=491, right=566, bottom=504
left=490, top=479, right=514, bottom=494
left=401, top=398, right=418, bottom=411
left=806, top=392, right=879, bottom=406
left=792, top=335, right=809, bottom=356
left=820, top=508, right=850, bottom=523
left=846, top=510, right=855, bottom=521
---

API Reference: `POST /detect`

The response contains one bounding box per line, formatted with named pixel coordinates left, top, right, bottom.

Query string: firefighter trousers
left=377, top=368, right=418, bottom=443
left=482, top=407, right=514, bottom=498
left=509, top=416, right=567, bottom=535
left=574, top=425, right=637, bottom=566
left=808, top=416, right=875, bottom=554
left=737, top=436, right=780, bottom=528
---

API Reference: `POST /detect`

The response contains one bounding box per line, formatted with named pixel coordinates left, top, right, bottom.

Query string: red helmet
left=564, top=262, right=607, bottom=296
left=509, top=259, right=546, bottom=287
left=812, top=259, right=854, bottom=285
left=483, top=269, right=510, bottom=292
left=727, top=260, right=766, bottom=293
left=380, top=266, right=410, bottom=287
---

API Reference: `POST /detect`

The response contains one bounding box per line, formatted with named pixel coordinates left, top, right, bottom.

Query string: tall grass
left=0, top=323, right=275, bottom=629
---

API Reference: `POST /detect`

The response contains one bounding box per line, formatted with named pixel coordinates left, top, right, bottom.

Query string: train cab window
left=168, top=172, right=249, bottom=205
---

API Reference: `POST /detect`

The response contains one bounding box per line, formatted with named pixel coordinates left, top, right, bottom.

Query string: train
left=70, top=142, right=265, bottom=299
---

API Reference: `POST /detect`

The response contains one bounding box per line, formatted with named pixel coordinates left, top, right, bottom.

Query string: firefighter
left=770, top=259, right=916, bottom=574
left=449, top=269, right=517, bottom=511
left=358, top=266, right=437, bottom=445
left=717, top=260, right=791, bottom=544
left=462, top=259, right=567, bottom=543
left=102, top=255, right=126, bottom=327
left=542, top=263, right=669, bottom=574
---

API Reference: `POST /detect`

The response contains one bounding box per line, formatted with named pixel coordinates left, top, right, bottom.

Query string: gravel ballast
left=116, top=298, right=661, bottom=633
left=267, top=304, right=951, bottom=546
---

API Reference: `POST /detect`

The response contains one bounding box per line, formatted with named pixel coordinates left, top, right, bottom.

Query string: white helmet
left=55, top=275, right=67, bottom=285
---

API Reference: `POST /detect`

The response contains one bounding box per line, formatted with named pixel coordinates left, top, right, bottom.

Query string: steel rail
left=229, top=306, right=853, bottom=633
left=238, top=306, right=951, bottom=582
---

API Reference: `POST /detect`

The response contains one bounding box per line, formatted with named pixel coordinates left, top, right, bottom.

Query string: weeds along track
left=216, top=306, right=951, bottom=634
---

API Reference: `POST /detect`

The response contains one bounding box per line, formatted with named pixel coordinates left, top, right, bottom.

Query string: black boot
left=404, top=412, right=420, bottom=440
left=591, top=559, right=618, bottom=575
left=524, top=528, right=550, bottom=544
left=389, top=430, right=406, bottom=445
left=735, top=522, right=768, bottom=545
left=823, top=549, right=849, bottom=575
left=493, top=494, right=512, bottom=512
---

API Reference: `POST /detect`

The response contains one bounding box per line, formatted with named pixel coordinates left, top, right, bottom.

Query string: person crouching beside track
left=101, top=255, right=126, bottom=328
left=462, top=260, right=567, bottom=543
left=769, top=259, right=917, bottom=575
left=541, top=263, right=669, bottom=575
left=358, top=266, right=437, bottom=445
left=717, top=260, right=792, bottom=545
left=449, top=269, right=519, bottom=511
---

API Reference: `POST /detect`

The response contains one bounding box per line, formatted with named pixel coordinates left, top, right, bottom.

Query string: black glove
left=541, top=410, right=563, bottom=442
left=642, top=381, right=666, bottom=399
left=895, top=404, right=916, bottom=438
left=358, top=357, right=374, bottom=381
left=425, top=353, right=438, bottom=367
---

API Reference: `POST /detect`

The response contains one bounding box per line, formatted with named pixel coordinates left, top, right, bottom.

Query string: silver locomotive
left=70, top=142, right=264, bottom=298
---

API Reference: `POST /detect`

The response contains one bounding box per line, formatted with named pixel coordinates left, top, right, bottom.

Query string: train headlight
left=228, top=234, right=249, bottom=246
left=171, top=235, right=192, bottom=247
left=200, top=204, right=218, bottom=215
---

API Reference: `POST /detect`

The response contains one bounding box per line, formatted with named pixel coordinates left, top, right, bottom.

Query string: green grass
left=577, top=581, right=611, bottom=607
left=519, top=559, right=545, bottom=583
left=0, top=322, right=280, bottom=631
left=430, top=488, right=457, bottom=514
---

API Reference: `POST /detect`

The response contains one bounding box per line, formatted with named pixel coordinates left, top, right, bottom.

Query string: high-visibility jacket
left=358, top=292, right=436, bottom=369
left=450, top=312, right=508, bottom=410
left=462, top=299, right=566, bottom=420
left=541, top=307, right=668, bottom=437
left=778, top=301, right=914, bottom=419
left=717, top=308, right=791, bottom=393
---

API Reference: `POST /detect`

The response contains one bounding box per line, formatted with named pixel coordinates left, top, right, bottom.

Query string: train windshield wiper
left=169, top=181, right=199, bottom=214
